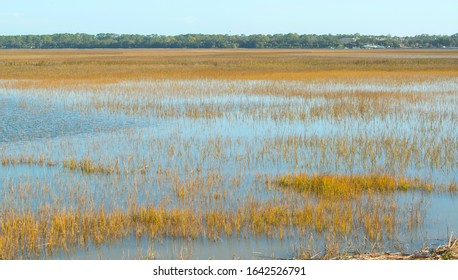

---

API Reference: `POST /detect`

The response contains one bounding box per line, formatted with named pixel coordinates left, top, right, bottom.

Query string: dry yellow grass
left=276, top=173, right=438, bottom=198
left=1, top=49, right=457, bottom=88
left=1, top=48, right=456, bottom=259
left=0, top=196, right=408, bottom=259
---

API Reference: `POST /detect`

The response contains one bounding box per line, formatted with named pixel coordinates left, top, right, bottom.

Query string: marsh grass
left=1, top=49, right=457, bottom=88
left=1, top=155, right=56, bottom=167
left=0, top=195, right=421, bottom=259
left=276, top=173, right=437, bottom=198
left=63, top=158, right=121, bottom=175
left=0, top=49, right=457, bottom=259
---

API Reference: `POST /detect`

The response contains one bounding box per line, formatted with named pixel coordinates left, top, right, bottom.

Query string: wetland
left=0, top=49, right=457, bottom=259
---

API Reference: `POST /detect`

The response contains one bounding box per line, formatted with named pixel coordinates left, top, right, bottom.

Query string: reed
left=276, top=173, right=436, bottom=198
left=63, top=158, right=120, bottom=175
left=0, top=48, right=456, bottom=259
left=0, top=196, right=411, bottom=259
left=1, top=49, right=457, bottom=88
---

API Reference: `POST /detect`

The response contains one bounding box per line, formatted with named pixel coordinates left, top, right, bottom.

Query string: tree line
left=1, top=33, right=457, bottom=49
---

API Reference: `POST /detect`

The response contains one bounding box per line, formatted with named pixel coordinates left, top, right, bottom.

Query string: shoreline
left=345, top=238, right=458, bottom=260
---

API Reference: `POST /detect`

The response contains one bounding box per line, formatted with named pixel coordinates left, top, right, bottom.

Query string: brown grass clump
left=276, top=173, right=434, bottom=198
left=63, top=158, right=118, bottom=174
left=1, top=155, right=56, bottom=167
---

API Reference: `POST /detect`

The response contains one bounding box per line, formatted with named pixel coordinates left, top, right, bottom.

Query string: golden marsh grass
left=0, top=49, right=457, bottom=259
left=276, top=173, right=437, bottom=198
left=1, top=49, right=457, bottom=87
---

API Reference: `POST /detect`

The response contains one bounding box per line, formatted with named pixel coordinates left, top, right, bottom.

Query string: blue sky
left=1, top=0, right=457, bottom=36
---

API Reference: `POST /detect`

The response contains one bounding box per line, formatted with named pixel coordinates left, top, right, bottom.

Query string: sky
left=1, top=0, right=457, bottom=36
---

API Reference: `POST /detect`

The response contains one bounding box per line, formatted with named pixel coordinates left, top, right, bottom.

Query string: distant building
left=361, top=44, right=386, bottom=49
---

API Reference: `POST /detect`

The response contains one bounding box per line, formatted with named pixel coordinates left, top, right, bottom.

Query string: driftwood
left=346, top=237, right=458, bottom=260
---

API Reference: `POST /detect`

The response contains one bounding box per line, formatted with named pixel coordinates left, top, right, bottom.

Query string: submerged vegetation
left=0, top=49, right=457, bottom=259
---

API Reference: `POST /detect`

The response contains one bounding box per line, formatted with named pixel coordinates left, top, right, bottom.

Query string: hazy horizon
left=1, top=32, right=456, bottom=37
left=1, top=0, right=457, bottom=37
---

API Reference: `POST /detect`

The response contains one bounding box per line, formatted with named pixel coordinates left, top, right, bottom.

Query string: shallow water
left=1, top=80, right=457, bottom=259
left=0, top=93, right=152, bottom=144
left=46, top=193, right=458, bottom=260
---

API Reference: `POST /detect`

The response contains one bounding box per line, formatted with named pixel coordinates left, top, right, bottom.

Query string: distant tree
left=0, top=33, right=456, bottom=49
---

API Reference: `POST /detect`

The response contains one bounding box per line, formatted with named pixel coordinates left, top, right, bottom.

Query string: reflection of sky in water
left=0, top=93, right=148, bottom=143
left=47, top=193, right=458, bottom=260
left=0, top=82, right=457, bottom=259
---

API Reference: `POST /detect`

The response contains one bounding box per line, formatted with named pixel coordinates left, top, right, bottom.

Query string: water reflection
left=0, top=80, right=457, bottom=259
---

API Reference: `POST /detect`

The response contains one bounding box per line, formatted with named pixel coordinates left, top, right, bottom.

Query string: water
left=0, top=80, right=457, bottom=259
